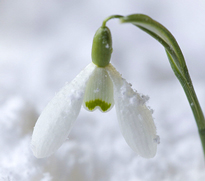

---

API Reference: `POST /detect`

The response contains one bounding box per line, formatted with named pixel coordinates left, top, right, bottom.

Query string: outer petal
left=106, top=64, right=158, bottom=158
left=31, top=63, right=96, bottom=158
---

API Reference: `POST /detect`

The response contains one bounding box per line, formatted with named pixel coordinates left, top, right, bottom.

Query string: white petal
left=83, top=67, right=114, bottom=112
left=106, top=64, right=158, bottom=158
left=31, top=63, right=96, bottom=158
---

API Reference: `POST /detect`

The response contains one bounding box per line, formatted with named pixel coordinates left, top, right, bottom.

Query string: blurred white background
left=0, top=0, right=205, bottom=180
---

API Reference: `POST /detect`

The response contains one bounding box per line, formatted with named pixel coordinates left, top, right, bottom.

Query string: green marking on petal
left=85, top=99, right=111, bottom=112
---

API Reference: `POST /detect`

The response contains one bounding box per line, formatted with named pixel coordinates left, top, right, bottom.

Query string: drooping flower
left=31, top=24, right=159, bottom=159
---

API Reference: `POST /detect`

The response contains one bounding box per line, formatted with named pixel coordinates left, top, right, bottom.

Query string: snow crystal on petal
left=153, top=135, right=160, bottom=144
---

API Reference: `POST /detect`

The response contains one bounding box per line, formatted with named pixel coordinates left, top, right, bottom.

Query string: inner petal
left=83, top=66, right=114, bottom=112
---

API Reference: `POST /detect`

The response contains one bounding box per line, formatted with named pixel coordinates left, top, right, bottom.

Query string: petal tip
left=30, top=139, right=52, bottom=158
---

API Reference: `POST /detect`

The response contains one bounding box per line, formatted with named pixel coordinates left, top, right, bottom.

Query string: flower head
left=31, top=24, right=159, bottom=159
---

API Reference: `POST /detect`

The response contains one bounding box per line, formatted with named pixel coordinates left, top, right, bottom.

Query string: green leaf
left=120, top=14, right=186, bottom=77
left=120, top=14, right=205, bottom=156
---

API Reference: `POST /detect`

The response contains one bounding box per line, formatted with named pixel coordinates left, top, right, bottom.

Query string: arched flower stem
left=102, top=15, right=123, bottom=27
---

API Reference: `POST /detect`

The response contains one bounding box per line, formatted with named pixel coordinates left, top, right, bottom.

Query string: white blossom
left=31, top=62, right=158, bottom=158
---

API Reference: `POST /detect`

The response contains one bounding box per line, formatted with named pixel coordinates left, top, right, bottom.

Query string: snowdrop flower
left=31, top=25, right=159, bottom=159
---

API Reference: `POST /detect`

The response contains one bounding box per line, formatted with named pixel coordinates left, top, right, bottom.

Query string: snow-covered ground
left=0, top=0, right=205, bottom=180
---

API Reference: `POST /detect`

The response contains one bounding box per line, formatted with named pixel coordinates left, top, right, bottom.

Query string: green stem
left=102, top=15, right=123, bottom=27
left=166, top=51, right=205, bottom=155
left=181, top=74, right=205, bottom=155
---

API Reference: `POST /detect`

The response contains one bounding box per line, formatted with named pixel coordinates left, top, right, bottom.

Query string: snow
left=1, top=0, right=205, bottom=180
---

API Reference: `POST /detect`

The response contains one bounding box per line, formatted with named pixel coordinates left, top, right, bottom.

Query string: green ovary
left=85, top=99, right=111, bottom=112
